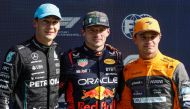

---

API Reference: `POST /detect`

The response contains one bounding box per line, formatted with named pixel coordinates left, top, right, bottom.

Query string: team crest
left=77, top=59, right=88, bottom=67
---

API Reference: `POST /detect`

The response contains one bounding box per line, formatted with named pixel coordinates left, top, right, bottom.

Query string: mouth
left=144, top=44, right=153, bottom=48
left=94, top=38, right=102, bottom=41
left=46, top=31, right=54, bottom=35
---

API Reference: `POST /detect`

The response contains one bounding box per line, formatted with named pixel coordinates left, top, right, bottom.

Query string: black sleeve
left=0, top=47, right=22, bottom=109
left=173, top=63, right=190, bottom=109
left=115, top=51, right=124, bottom=101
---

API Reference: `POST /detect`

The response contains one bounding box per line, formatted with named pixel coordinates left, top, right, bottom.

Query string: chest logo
left=104, top=59, right=115, bottom=65
left=31, top=52, right=39, bottom=61
left=77, top=59, right=88, bottom=67
left=6, top=51, right=15, bottom=62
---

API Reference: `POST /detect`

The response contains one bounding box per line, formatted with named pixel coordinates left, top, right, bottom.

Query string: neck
left=140, top=50, right=160, bottom=60
left=35, top=35, right=52, bottom=46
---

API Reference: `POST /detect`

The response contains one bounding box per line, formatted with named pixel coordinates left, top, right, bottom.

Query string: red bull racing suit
left=117, top=52, right=190, bottom=109
left=59, top=44, right=123, bottom=109
left=0, top=37, right=61, bottom=109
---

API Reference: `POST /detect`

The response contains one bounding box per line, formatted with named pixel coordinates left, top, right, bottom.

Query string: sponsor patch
left=78, top=77, right=118, bottom=85
left=104, top=59, right=115, bottom=65
left=54, top=51, right=58, bottom=59
left=6, top=51, right=15, bottom=62
left=81, top=86, right=115, bottom=100
left=133, top=97, right=166, bottom=103
left=31, top=52, right=39, bottom=61
left=77, top=59, right=88, bottom=67
left=183, top=94, right=190, bottom=101
left=105, top=67, right=116, bottom=72
left=76, top=69, right=91, bottom=73
left=181, top=87, right=190, bottom=95
left=183, top=102, right=190, bottom=108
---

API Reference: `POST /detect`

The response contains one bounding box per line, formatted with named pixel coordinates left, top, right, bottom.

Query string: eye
left=52, top=20, right=59, bottom=25
left=150, top=35, right=157, bottom=40
left=99, top=28, right=106, bottom=32
left=88, top=28, right=96, bottom=32
left=139, top=34, right=146, bottom=40
left=42, top=20, right=49, bottom=25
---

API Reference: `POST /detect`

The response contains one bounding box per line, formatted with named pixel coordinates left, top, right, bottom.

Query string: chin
left=94, top=43, right=102, bottom=46
left=47, top=36, right=56, bottom=40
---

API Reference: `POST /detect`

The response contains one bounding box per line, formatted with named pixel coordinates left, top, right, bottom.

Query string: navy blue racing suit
left=59, top=44, right=124, bottom=109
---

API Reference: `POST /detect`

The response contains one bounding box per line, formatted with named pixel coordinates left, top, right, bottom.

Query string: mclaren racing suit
left=0, top=37, right=61, bottom=109
left=59, top=44, right=123, bottom=109
left=117, top=52, right=190, bottom=109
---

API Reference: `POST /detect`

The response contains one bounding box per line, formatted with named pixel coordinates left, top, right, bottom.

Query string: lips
left=93, top=38, right=102, bottom=42
left=144, top=44, right=153, bottom=48
left=46, top=31, right=54, bottom=35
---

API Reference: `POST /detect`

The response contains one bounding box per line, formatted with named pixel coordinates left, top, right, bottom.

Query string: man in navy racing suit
left=59, top=11, right=124, bottom=109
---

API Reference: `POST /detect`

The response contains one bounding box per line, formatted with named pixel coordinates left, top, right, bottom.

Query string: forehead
left=86, top=25, right=108, bottom=29
left=40, top=15, right=60, bottom=20
left=137, top=31, right=160, bottom=36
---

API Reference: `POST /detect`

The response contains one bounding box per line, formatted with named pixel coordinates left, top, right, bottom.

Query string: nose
left=144, top=37, right=152, bottom=41
left=49, top=23, right=54, bottom=28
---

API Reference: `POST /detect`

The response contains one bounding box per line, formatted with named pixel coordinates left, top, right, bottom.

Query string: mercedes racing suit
left=0, top=37, right=61, bottom=109
left=59, top=44, right=123, bottom=109
left=117, top=52, right=190, bottom=109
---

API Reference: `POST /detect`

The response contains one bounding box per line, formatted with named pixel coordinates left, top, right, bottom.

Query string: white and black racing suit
left=0, top=37, right=61, bottom=109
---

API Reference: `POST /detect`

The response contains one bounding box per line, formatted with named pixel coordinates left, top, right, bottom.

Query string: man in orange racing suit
left=117, top=17, right=190, bottom=109
left=59, top=11, right=124, bottom=109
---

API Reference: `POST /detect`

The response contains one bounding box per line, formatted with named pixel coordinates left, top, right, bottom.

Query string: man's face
left=34, top=16, right=60, bottom=45
left=133, top=31, right=161, bottom=60
left=82, top=25, right=110, bottom=51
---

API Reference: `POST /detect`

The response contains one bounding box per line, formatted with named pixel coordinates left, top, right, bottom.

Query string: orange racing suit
left=117, top=52, right=190, bottom=109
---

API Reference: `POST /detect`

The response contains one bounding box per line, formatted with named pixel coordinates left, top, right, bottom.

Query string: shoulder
left=105, top=44, right=120, bottom=52
left=124, top=59, right=138, bottom=69
left=161, top=54, right=180, bottom=66
left=2, top=39, right=31, bottom=63
left=62, top=47, right=81, bottom=56
left=60, top=47, right=81, bottom=61
left=105, top=44, right=122, bottom=57
left=6, top=39, right=30, bottom=55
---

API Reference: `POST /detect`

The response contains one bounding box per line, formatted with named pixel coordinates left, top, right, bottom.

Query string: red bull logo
left=78, top=86, right=116, bottom=108
left=82, top=86, right=115, bottom=100
left=78, top=100, right=116, bottom=109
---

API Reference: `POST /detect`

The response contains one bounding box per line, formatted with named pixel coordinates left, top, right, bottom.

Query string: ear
left=132, top=35, right=137, bottom=45
left=33, top=19, right=37, bottom=28
left=81, top=29, right=85, bottom=37
left=159, top=34, right=162, bottom=39
left=107, top=28, right=110, bottom=35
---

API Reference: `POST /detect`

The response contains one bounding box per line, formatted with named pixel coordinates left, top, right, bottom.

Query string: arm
left=173, top=63, right=190, bottom=108
left=0, top=48, right=22, bottom=109
left=115, top=51, right=124, bottom=101
left=59, top=51, right=73, bottom=108
left=59, top=51, right=72, bottom=95
left=117, top=66, right=133, bottom=109
left=117, top=84, right=133, bottom=109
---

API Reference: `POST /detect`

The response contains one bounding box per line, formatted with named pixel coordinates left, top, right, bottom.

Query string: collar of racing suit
left=137, top=51, right=162, bottom=75
left=82, top=43, right=106, bottom=57
left=138, top=51, right=162, bottom=65
left=31, top=36, right=57, bottom=52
